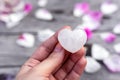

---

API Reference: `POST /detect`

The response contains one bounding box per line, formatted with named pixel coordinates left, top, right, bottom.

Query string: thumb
left=32, top=43, right=65, bottom=75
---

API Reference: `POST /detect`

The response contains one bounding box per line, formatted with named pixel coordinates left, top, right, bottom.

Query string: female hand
left=16, top=26, right=87, bottom=80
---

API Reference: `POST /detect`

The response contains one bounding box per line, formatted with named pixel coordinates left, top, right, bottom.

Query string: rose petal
left=100, top=32, right=116, bottom=43
left=103, top=55, right=120, bottom=72
left=73, top=2, right=90, bottom=17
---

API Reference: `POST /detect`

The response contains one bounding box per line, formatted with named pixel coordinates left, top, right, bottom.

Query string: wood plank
left=0, top=33, right=119, bottom=66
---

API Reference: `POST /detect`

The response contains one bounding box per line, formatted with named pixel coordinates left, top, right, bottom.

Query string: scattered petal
left=16, top=33, right=35, bottom=48
left=113, top=24, right=120, bottom=34
left=76, top=21, right=101, bottom=31
left=103, top=55, right=120, bottom=72
left=73, top=2, right=90, bottom=17
left=13, top=1, right=25, bottom=12
left=114, top=43, right=120, bottom=54
left=92, top=44, right=110, bottom=60
left=24, top=3, right=33, bottom=13
left=100, top=32, right=116, bottom=43
left=38, top=0, right=48, bottom=7
left=84, top=28, right=93, bottom=39
left=6, top=21, right=19, bottom=28
left=82, top=11, right=103, bottom=22
left=85, top=56, right=101, bottom=73
left=0, top=0, right=6, bottom=12
left=35, top=9, right=53, bottom=21
left=9, top=12, right=25, bottom=23
left=38, top=29, right=55, bottom=42
left=101, top=0, right=118, bottom=15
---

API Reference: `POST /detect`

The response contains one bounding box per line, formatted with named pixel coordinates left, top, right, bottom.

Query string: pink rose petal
left=75, top=2, right=90, bottom=13
left=73, top=2, right=90, bottom=17
left=24, top=3, right=33, bottom=13
left=84, top=28, right=93, bottom=39
left=105, top=33, right=116, bottom=43
left=100, top=32, right=116, bottom=43
left=103, top=55, right=120, bottom=72
left=83, top=11, right=103, bottom=22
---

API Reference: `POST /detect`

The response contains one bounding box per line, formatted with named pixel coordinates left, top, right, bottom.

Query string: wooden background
left=0, top=0, right=120, bottom=80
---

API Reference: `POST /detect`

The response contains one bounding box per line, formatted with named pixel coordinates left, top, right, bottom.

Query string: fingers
left=32, top=44, right=65, bottom=76
left=31, top=26, right=71, bottom=61
left=64, top=57, right=87, bottom=80
left=54, top=47, right=85, bottom=80
left=18, top=26, right=71, bottom=75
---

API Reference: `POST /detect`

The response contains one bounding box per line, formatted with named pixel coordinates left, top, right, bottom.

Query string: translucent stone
left=16, top=33, right=35, bottom=48
left=103, top=55, right=120, bottom=72
left=101, top=1, right=118, bottom=15
left=35, top=9, right=53, bottom=21
left=85, top=56, right=101, bottom=73
left=58, top=29, right=87, bottom=53
left=92, top=44, right=110, bottom=60
left=38, top=29, right=55, bottom=42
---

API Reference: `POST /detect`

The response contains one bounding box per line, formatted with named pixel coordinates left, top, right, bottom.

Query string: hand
left=16, top=26, right=87, bottom=80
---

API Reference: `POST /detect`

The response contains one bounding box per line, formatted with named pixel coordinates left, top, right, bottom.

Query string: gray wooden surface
left=0, top=0, right=120, bottom=80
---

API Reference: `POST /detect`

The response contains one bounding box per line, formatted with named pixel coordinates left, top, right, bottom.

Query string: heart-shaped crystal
left=58, top=29, right=87, bottom=53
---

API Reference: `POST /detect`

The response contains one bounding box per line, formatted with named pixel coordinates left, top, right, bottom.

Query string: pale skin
left=16, top=26, right=87, bottom=80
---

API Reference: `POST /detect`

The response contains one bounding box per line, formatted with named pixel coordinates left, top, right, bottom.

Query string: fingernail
left=54, top=44, right=63, bottom=52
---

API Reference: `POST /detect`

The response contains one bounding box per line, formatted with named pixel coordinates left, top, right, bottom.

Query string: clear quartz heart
left=58, top=29, right=87, bottom=53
